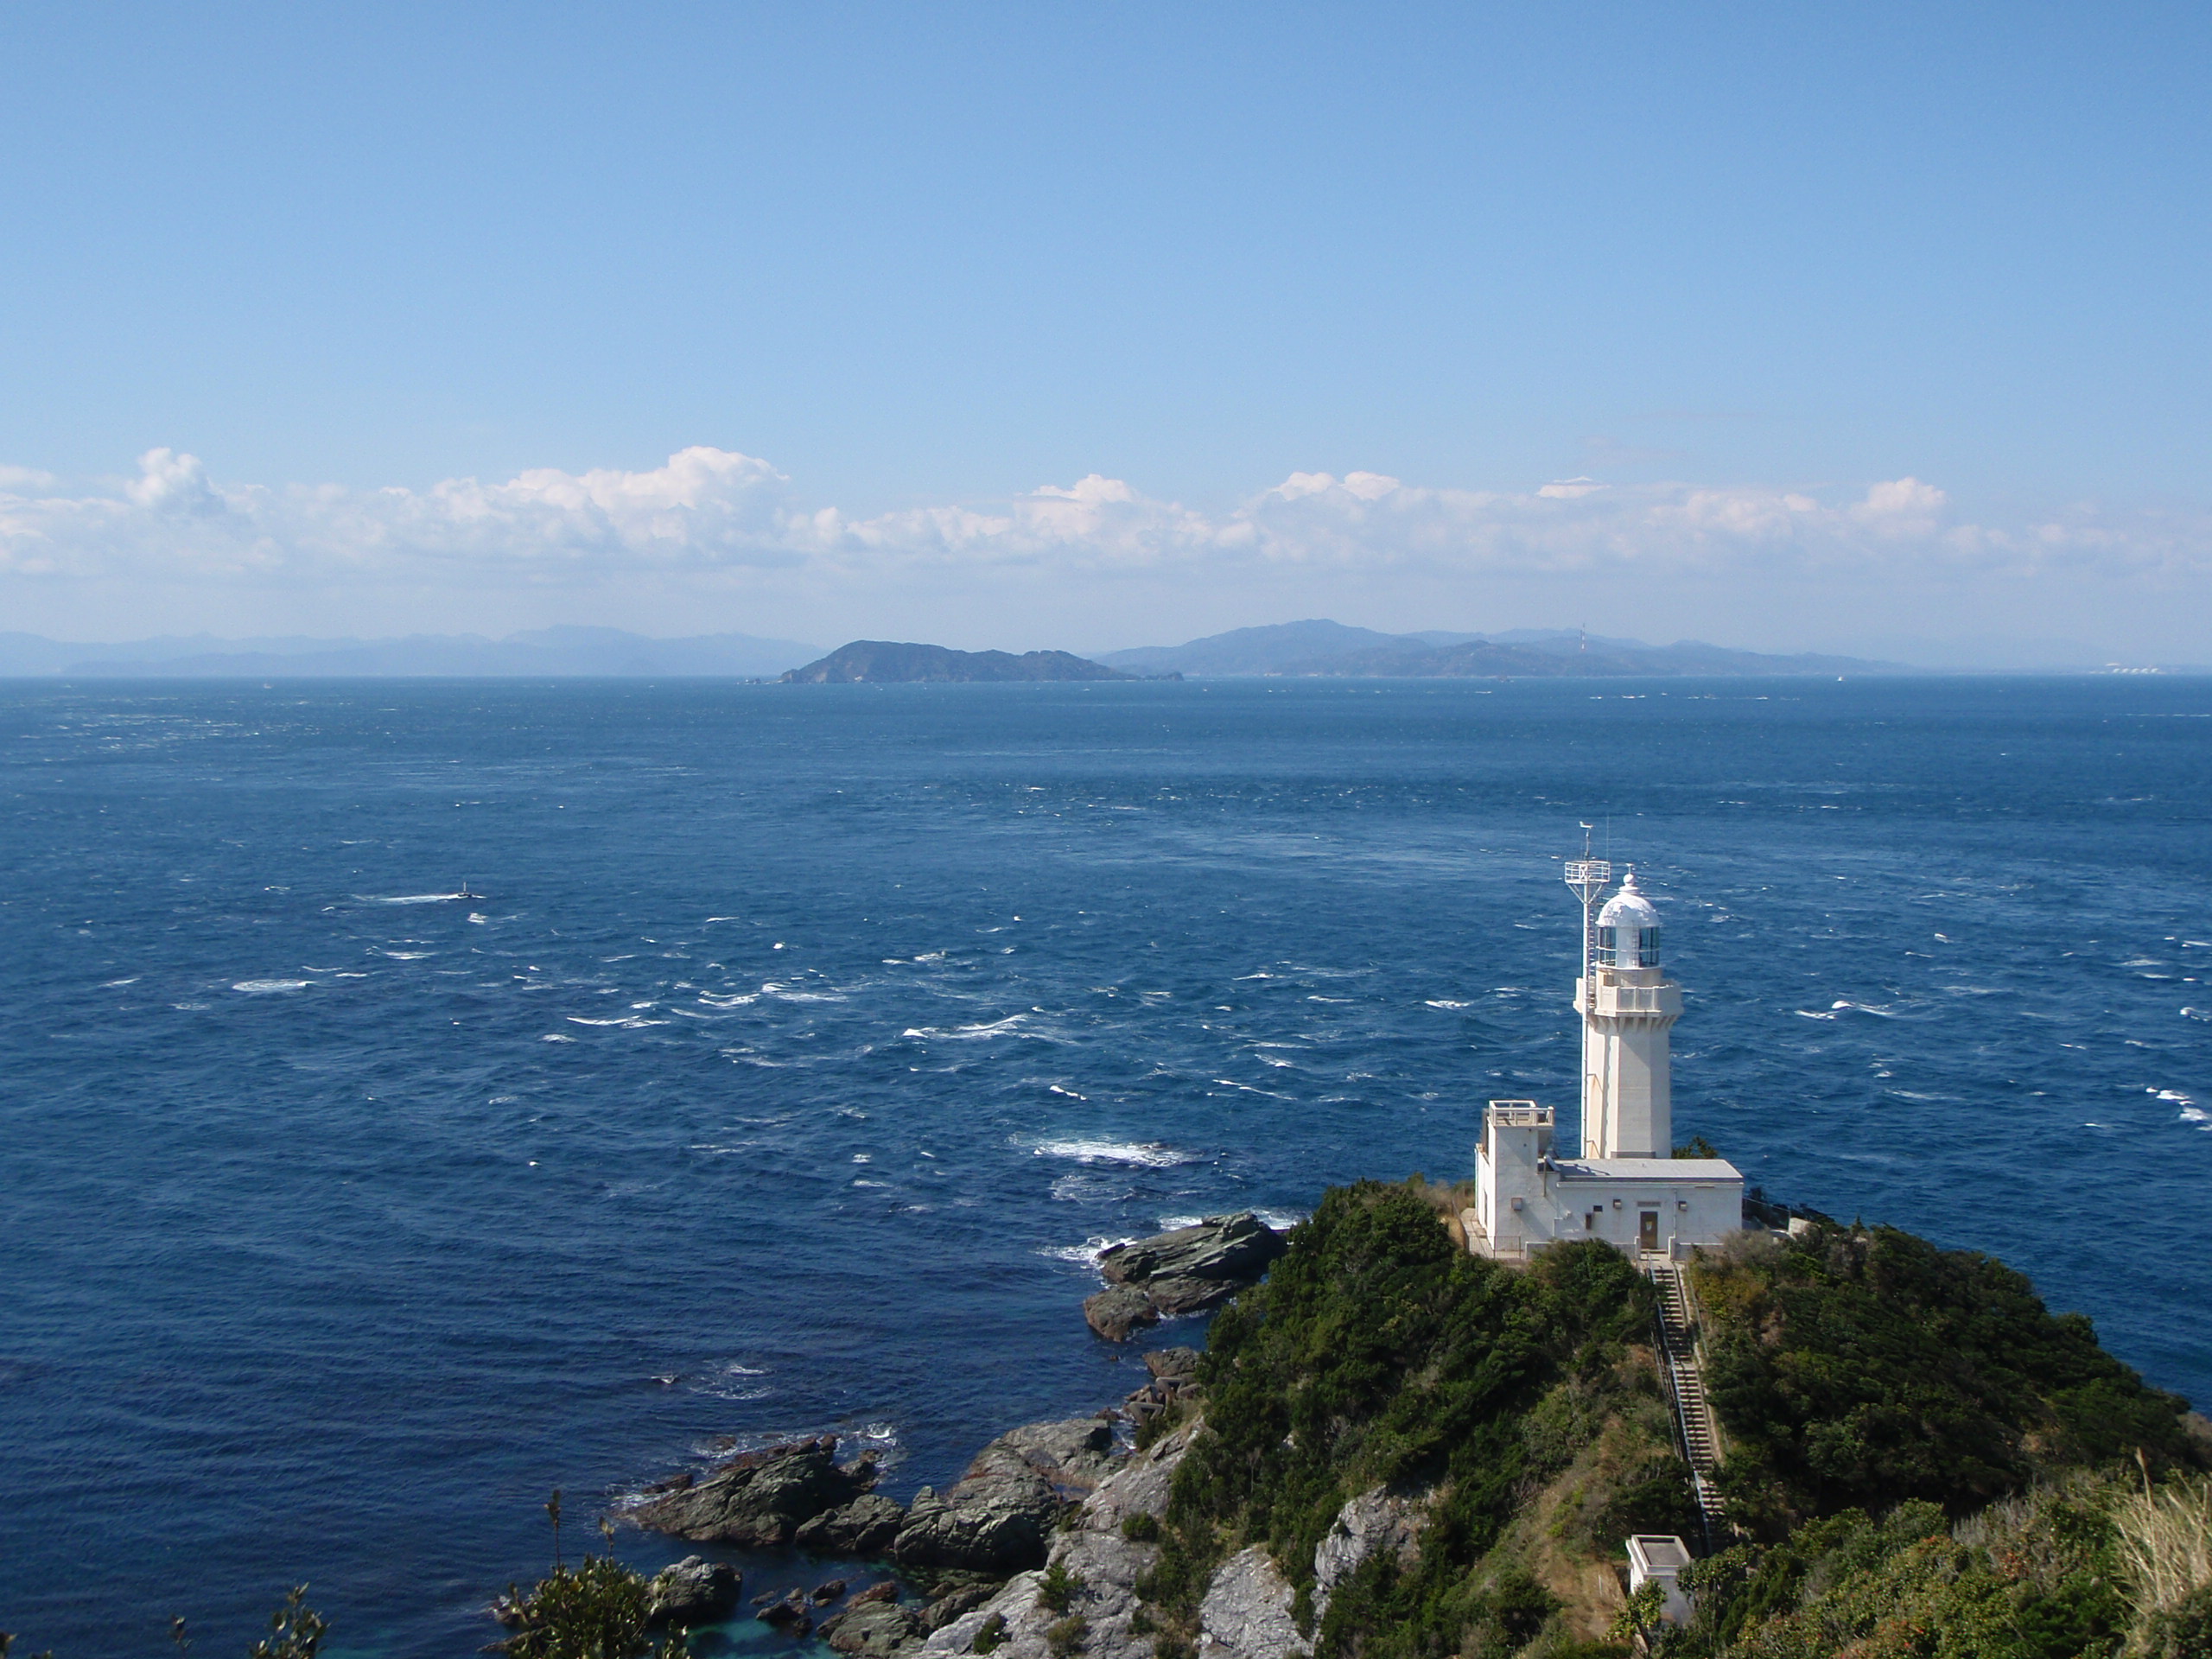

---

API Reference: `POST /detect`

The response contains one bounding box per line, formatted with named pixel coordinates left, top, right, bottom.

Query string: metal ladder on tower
left=1645, top=1258, right=1727, bottom=1550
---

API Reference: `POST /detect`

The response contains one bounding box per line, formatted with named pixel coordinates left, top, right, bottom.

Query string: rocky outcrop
left=918, top=1421, right=1200, bottom=1659
left=819, top=1596, right=926, bottom=1656
left=631, top=1435, right=880, bottom=1547
left=891, top=1418, right=1116, bottom=1572
left=1198, top=1546, right=1312, bottom=1659
left=1311, top=1487, right=1426, bottom=1624
left=1083, top=1284, right=1160, bottom=1342
left=796, top=1492, right=907, bottom=1554
left=643, top=1556, right=741, bottom=1628
left=1086, top=1214, right=1287, bottom=1338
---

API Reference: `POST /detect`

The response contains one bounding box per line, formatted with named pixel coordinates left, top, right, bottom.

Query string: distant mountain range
left=0, top=620, right=1918, bottom=681
left=0, top=626, right=822, bottom=678
left=1096, top=620, right=1910, bottom=678
left=781, top=641, right=1134, bottom=683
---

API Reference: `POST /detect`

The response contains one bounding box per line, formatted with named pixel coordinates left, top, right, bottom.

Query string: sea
left=3, top=675, right=2208, bottom=1656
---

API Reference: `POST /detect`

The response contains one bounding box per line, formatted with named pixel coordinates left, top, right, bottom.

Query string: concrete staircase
left=1645, top=1259, right=1728, bottom=1549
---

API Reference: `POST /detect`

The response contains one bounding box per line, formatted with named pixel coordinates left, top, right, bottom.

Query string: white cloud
left=3, top=447, right=2209, bottom=607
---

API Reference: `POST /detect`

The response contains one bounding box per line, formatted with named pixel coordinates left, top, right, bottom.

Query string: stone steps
left=1644, top=1259, right=1730, bottom=1549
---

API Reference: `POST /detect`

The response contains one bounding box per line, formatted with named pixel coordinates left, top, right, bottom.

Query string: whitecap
left=852, top=1178, right=890, bottom=1188
left=697, top=991, right=759, bottom=1007
left=1033, top=1138, right=1203, bottom=1168
left=468, top=912, right=488, bottom=925
left=904, top=1014, right=1028, bottom=1040
left=382, top=950, right=433, bottom=960
left=541, top=1033, right=576, bottom=1042
left=1425, top=999, right=1474, bottom=1010
left=1254, top=1209, right=1307, bottom=1231
left=357, top=893, right=465, bottom=905
left=1796, top=1009, right=1838, bottom=1020
left=232, top=979, right=310, bottom=994
left=1038, top=1236, right=1138, bottom=1265
left=101, top=977, right=140, bottom=988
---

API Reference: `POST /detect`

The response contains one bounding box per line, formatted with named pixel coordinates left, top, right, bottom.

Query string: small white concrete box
left=1625, top=1534, right=1693, bottom=1626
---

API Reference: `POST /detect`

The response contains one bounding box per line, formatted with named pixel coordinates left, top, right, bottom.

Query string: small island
left=781, top=642, right=1138, bottom=683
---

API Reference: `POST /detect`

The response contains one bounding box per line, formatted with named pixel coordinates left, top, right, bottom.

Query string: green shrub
left=1121, top=1511, right=1160, bottom=1542
left=968, top=1612, right=1007, bottom=1654
left=1036, top=1560, right=1085, bottom=1616
left=1694, top=1225, right=2202, bottom=1529
left=1043, top=1614, right=1088, bottom=1657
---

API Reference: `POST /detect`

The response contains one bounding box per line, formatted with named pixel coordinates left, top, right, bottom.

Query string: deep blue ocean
left=3, top=676, right=2209, bottom=1656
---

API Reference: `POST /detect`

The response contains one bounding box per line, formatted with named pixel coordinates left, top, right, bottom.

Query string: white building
left=1626, top=1534, right=1694, bottom=1625
left=1470, top=864, right=1745, bottom=1261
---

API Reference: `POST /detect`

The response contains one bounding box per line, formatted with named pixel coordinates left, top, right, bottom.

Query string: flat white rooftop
left=1554, top=1158, right=1741, bottom=1182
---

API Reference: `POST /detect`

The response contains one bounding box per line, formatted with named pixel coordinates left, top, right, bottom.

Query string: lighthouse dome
left=1596, top=870, right=1662, bottom=967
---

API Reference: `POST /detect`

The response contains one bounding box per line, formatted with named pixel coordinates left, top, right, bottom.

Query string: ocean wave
left=1033, top=1138, right=1204, bottom=1168
left=904, top=1014, right=1028, bottom=1040
left=1051, top=1172, right=1136, bottom=1203
left=540, top=1033, right=576, bottom=1042
left=382, top=950, right=433, bottom=960
left=1038, top=1236, right=1138, bottom=1265
left=1425, top=999, right=1474, bottom=1009
left=566, top=1014, right=669, bottom=1029
left=232, top=979, right=310, bottom=994
left=355, top=893, right=465, bottom=905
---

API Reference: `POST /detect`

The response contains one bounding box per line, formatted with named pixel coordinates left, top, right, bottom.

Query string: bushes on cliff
left=1693, top=1224, right=2202, bottom=1532
left=1138, top=1179, right=1660, bottom=1659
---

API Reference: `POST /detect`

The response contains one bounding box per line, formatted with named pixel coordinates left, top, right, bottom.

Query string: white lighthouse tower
left=1468, top=854, right=1743, bottom=1262
left=1576, top=870, right=1682, bottom=1159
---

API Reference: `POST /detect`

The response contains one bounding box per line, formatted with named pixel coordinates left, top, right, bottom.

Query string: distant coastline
left=2, top=619, right=2198, bottom=680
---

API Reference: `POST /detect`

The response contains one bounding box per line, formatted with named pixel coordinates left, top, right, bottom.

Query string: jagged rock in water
left=919, top=1420, right=1198, bottom=1659
left=1088, top=1213, right=1287, bottom=1336
left=1084, top=1284, right=1160, bottom=1342
left=892, top=1419, right=1115, bottom=1572
left=819, top=1596, right=926, bottom=1656
left=796, top=1492, right=908, bottom=1554
left=1142, top=1347, right=1202, bottom=1380
left=1311, top=1487, right=1427, bottom=1623
left=1198, top=1546, right=1312, bottom=1659
left=643, top=1555, right=742, bottom=1628
left=812, top=1578, right=850, bottom=1605
left=632, top=1435, right=878, bottom=1546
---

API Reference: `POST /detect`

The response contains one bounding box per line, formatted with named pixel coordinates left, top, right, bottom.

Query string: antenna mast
left=1563, top=824, right=1612, bottom=1160
left=1563, top=822, right=1611, bottom=985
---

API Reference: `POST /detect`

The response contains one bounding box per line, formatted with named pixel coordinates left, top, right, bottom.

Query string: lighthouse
left=1467, top=855, right=1743, bottom=1262
left=1576, top=870, right=1682, bottom=1159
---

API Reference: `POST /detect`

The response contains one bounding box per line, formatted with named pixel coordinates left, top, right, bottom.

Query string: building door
left=1638, top=1210, right=1659, bottom=1253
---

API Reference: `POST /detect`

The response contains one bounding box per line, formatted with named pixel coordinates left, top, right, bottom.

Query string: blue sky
left=2, top=3, right=2207, bottom=659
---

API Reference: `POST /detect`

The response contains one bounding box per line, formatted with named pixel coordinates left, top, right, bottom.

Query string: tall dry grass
left=2112, top=1470, right=2212, bottom=1618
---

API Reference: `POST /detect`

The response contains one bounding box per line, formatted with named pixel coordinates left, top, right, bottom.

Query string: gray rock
left=920, top=1582, right=1001, bottom=1631
left=821, top=1597, right=925, bottom=1656
left=1311, top=1487, right=1426, bottom=1624
left=918, top=1416, right=1198, bottom=1659
left=797, top=1492, right=908, bottom=1555
left=632, top=1435, right=879, bottom=1547
left=893, top=1419, right=1116, bottom=1572
left=1142, top=1347, right=1202, bottom=1381
left=1092, top=1214, right=1287, bottom=1328
left=1084, top=1284, right=1160, bottom=1342
left=644, top=1555, right=741, bottom=1628
left=1099, top=1213, right=1285, bottom=1296
left=1198, top=1545, right=1311, bottom=1659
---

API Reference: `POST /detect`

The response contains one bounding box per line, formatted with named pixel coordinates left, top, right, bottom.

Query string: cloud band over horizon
left=3, top=447, right=2208, bottom=659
